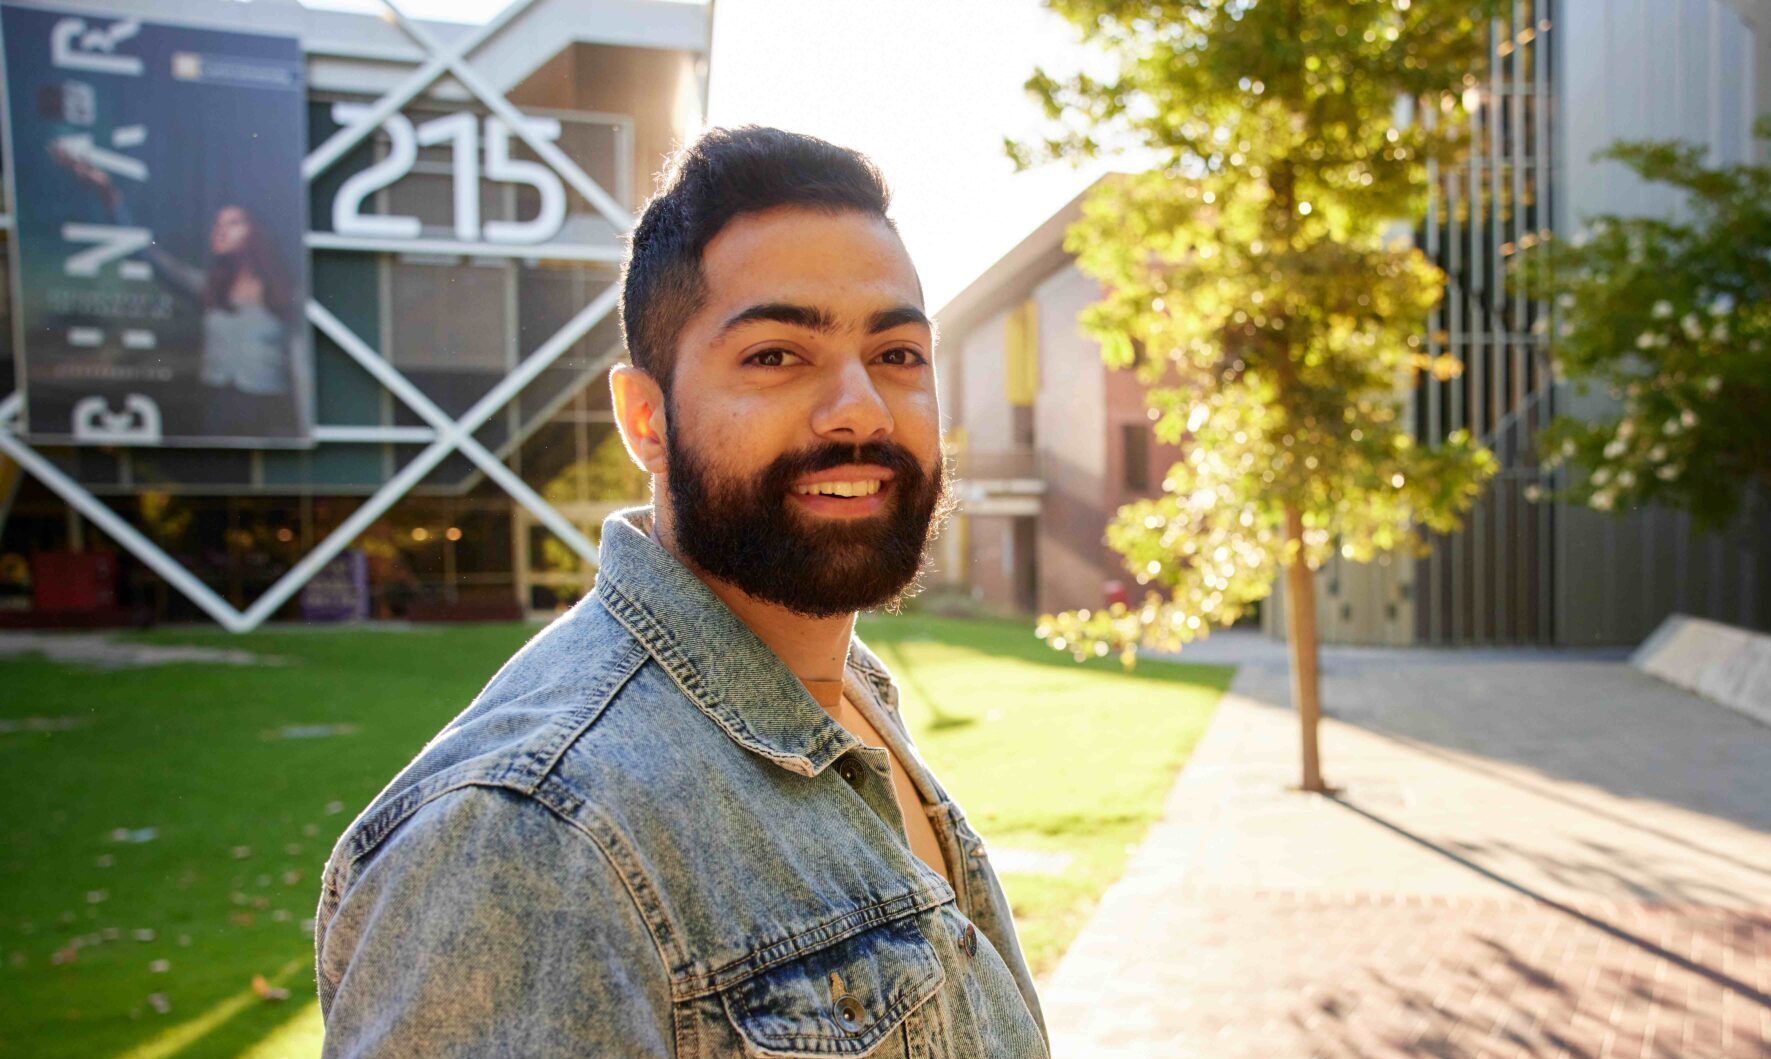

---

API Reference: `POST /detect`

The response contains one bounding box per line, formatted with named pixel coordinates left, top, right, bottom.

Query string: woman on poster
left=52, top=143, right=304, bottom=441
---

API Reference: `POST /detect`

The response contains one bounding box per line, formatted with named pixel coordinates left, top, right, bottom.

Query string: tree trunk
left=1281, top=503, right=1327, bottom=793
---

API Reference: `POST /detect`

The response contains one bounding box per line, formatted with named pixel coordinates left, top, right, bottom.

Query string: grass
left=0, top=614, right=1228, bottom=1057
left=856, top=613, right=1229, bottom=979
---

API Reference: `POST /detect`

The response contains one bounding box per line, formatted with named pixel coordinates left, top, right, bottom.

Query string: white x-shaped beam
left=0, top=0, right=638, bottom=631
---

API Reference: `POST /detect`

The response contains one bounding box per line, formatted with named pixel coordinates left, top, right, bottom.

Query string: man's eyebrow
left=864, top=305, right=932, bottom=334
left=716, top=302, right=838, bottom=338
left=715, top=302, right=932, bottom=339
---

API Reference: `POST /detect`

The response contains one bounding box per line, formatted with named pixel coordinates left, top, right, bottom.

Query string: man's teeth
left=792, top=480, right=883, bottom=498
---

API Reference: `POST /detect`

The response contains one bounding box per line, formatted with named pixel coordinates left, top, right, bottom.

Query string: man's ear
left=609, top=363, right=669, bottom=475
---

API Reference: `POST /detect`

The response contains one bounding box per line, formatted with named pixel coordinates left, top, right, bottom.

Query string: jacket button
left=962, top=921, right=978, bottom=956
left=837, top=759, right=862, bottom=785
left=834, top=993, right=866, bottom=1033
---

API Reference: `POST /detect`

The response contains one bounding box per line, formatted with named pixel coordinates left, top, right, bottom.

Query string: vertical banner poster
left=299, top=549, right=368, bottom=622
left=2, top=5, right=312, bottom=447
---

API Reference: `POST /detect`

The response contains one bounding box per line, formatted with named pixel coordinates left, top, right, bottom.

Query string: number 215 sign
left=330, top=103, right=568, bottom=246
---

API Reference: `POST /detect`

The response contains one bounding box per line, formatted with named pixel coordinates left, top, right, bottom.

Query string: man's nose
left=812, top=358, right=894, bottom=443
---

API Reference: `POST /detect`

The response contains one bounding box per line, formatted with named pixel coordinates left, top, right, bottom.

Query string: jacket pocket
left=719, top=914, right=945, bottom=1058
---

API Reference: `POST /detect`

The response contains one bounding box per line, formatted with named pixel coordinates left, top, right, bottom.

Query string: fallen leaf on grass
left=251, top=974, right=290, bottom=1002
left=264, top=723, right=359, bottom=741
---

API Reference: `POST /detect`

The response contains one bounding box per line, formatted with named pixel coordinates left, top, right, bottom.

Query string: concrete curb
left=1630, top=612, right=1771, bottom=726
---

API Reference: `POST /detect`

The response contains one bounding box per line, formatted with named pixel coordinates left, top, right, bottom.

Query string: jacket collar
left=590, top=504, right=892, bottom=778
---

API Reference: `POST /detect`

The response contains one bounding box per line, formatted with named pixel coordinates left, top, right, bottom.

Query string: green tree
left=1011, top=0, right=1502, bottom=792
left=1513, top=120, right=1771, bottom=530
left=541, top=428, right=651, bottom=508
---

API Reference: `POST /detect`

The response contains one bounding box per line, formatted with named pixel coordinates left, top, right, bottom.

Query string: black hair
left=618, top=125, right=896, bottom=393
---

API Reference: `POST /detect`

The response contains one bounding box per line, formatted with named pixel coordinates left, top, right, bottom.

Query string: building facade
left=941, top=0, right=1771, bottom=645
left=933, top=183, right=1195, bottom=619
left=1369, top=0, right=1771, bottom=646
left=0, top=0, right=704, bottom=627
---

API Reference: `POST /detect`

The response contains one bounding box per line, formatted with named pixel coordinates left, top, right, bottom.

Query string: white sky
left=295, top=0, right=1113, bottom=309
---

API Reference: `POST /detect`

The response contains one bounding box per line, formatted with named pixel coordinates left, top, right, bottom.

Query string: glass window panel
left=388, top=259, right=508, bottom=370
left=259, top=445, right=387, bottom=488
left=450, top=506, right=512, bottom=577
left=1122, top=423, right=1150, bottom=491
left=130, top=449, right=251, bottom=486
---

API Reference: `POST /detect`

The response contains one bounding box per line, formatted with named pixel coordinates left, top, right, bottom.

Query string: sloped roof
left=934, top=173, right=1120, bottom=341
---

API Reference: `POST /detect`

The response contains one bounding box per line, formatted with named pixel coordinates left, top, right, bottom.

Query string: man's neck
left=645, top=506, right=855, bottom=686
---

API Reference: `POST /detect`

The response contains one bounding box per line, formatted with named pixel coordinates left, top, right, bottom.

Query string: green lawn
left=858, top=614, right=1228, bottom=980
left=0, top=614, right=1227, bottom=1057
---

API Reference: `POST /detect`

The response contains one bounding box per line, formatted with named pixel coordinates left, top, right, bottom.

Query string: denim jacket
left=314, top=505, right=1050, bottom=1057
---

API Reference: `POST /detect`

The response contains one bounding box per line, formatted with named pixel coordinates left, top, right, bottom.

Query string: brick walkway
left=1039, top=634, right=1771, bottom=1058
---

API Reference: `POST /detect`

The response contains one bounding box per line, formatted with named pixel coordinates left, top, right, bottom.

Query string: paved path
left=1040, top=633, right=1771, bottom=1058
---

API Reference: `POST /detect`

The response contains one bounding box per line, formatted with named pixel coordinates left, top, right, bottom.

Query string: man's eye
left=745, top=348, right=802, bottom=367
left=878, top=347, right=928, bottom=367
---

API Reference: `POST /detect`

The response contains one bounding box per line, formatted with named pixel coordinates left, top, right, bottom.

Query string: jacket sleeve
left=317, top=785, right=675, bottom=1058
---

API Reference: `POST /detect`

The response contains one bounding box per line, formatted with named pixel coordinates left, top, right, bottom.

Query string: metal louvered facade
left=1405, top=0, right=1771, bottom=646
left=1413, top=0, right=1558, bottom=645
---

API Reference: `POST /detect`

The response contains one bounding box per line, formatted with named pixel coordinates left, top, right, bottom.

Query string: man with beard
left=314, top=127, right=1050, bottom=1058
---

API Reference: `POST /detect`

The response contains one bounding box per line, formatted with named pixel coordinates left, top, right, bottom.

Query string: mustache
left=763, top=439, right=927, bottom=484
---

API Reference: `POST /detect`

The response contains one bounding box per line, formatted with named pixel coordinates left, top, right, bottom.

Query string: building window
left=388, top=257, right=510, bottom=370
left=1004, top=299, right=1040, bottom=409
left=1013, top=516, right=1038, bottom=614
left=1006, top=297, right=1038, bottom=446
left=1122, top=423, right=1150, bottom=491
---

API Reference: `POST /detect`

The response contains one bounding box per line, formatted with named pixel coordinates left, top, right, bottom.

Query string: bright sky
left=295, top=0, right=1114, bottom=309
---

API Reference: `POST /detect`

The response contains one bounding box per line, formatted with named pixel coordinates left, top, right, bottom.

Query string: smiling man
left=314, top=127, right=1050, bottom=1058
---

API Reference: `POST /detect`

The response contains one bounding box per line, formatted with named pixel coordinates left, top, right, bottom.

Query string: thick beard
left=664, top=423, right=952, bottom=619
